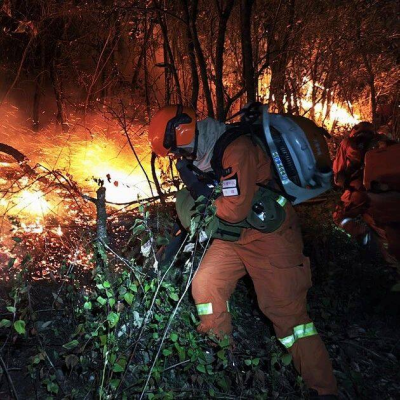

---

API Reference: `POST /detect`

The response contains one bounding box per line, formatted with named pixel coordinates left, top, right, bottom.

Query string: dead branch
left=0, top=355, right=19, bottom=400
left=96, top=186, right=108, bottom=244
left=0, top=143, right=36, bottom=176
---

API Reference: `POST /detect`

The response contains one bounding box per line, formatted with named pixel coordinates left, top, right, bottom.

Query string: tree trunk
left=215, top=0, right=235, bottom=121
left=182, top=0, right=199, bottom=108
left=240, top=0, right=255, bottom=103
left=32, top=40, right=46, bottom=132
left=50, top=55, right=68, bottom=132
left=131, top=21, right=154, bottom=92
left=143, top=18, right=152, bottom=121
left=32, top=76, right=42, bottom=132
left=268, top=0, right=295, bottom=113
left=188, top=0, right=214, bottom=117
left=155, top=0, right=182, bottom=103
left=151, top=152, right=165, bottom=205
left=163, top=32, right=172, bottom=104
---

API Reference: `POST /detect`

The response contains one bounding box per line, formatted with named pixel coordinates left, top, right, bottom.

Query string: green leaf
left=7, top=258, right=16, bottom=268
left=169, top=293, right=179, bottom=301
left=195, top=204, right=206, bottom=213
left=12, top=236, right=22, bottom=243
left=281, top=354, right=292, bottom=366
left=156, top=236, right=170, bottom=246
left=99, top=335, right=107, bottom=346
left=47, top=382, right=59, bottom=394
left=103, top=281, right=111, bottom=288
left=6, top=306, right=16, bottom=313
left=0, top=319, right=12, bottom=328
left=217, top=350, right=226, bottom=361
left=108, top=298, right=116, bottom=308
left=129, top=283, right=138, bottom=293
left=252, top=357, right=260, bottom=366
left=97, top=296, right=107, bottom=306
left=244, top=359, right=252, bottom=366
left=124, top=292, right=134, bottom=305
left=196, top=364, right=206, bottom=373
left=219, top=337, right=230, bottom=348
left=196, top=195, right=207, bottom=204
left=107, top=312, right=119, bottom=328
left=110, top=378, right=120, bottom=390
left=170, top=333, right=178, bottom=342
left=63, top=340, right=79, bottom=350
left=112, top=358, right=126, bottom=373
left=13, top=320, right=26, bottom=335
left=162, top=349, right=172, bottom=357
left=21, top=254, right=32, bottom=264
left=131, top=224, right=145, bottom=237
left=83, top=301, right=92, bottom=310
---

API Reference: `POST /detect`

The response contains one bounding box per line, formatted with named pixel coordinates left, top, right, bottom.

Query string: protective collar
left=193, top=117, right=226, bottom=172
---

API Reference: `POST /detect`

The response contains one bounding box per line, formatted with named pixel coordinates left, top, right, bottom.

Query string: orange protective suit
left=192, top=136, right=337, bottom=395
left=332, top=135, right=399, bottom=264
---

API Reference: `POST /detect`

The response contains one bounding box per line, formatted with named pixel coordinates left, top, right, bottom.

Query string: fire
left=69, top=135, right=153, bottom=204
left=13, top=188, right=51, bottom=216
left=21, top=219, right=44, bottom=234
left=258, top=72, right=363, bottom=128
left=0, top=95, right=366, bottom=279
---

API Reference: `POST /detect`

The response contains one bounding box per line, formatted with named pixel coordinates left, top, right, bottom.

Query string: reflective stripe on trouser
left=276, top=195, right=287, bottom=207
left=192, top=205, right=337, bottom=395
left=278, top=322, right=318, bottom=348
left=196, top=301, right=230, bottom=316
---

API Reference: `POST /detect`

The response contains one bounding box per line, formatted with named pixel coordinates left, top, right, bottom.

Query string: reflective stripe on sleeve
left=196, top=302, right=230, bottom=316
left=196, top=303, right=213, bottom=316
left=276, top=196, right=287, bottom=207
left=278, top=322, right=318, bottom=348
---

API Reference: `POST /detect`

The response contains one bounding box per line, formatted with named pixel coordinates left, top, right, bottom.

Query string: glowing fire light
left=21, top=220, right=44, bottom=234
left=15, top=189, right=52, bottom=216
left=258, top=72, right=362, bottom=129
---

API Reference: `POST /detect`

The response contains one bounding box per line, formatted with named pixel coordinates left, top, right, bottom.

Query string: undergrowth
left=1, top=194, right=399, bottom=399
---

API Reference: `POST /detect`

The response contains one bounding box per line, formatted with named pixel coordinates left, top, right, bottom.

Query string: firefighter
left=148, top=105, right=337, bottom=398
left=333, top=122, right=399, bottom=265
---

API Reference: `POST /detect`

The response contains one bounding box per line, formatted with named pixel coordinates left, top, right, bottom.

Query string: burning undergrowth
left=0, top=104, right=168, bottom=281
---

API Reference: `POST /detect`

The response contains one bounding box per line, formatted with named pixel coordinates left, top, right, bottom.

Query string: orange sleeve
left=333, top=140, right=348, bottom=187
left=214, top=136, right=258, bottom=223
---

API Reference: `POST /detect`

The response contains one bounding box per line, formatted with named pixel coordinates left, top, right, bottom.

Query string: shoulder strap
left=211, top=124, right=254, bottom=179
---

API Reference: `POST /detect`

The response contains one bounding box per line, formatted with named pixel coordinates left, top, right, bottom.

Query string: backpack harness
left=176, top=123, right=288, bottom=242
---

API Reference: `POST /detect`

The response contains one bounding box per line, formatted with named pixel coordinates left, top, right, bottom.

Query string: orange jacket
left=333, top=137, right=364, bottom=190
left=214, top=136, right=271, bottom=224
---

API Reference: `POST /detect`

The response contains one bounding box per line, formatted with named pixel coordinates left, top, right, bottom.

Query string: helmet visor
left=163, top=105, right=193, bottom=152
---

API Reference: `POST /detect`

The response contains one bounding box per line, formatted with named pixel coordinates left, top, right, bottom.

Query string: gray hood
left=193, top=117, right=226, bottom=172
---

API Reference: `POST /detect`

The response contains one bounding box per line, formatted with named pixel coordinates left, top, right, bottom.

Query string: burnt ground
left=0, top=196, right=399, bottom=399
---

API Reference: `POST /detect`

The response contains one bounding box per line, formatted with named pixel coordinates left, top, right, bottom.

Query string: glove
left=176, top=158, right=213, bottom=200
left=176, top=159, right=198, bottom=188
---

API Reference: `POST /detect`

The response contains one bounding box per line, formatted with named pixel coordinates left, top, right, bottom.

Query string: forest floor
left=0, top=194, right=399, bottom=400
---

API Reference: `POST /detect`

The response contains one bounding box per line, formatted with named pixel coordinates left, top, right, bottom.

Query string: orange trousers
left=192, top=206, right=337, bottom=396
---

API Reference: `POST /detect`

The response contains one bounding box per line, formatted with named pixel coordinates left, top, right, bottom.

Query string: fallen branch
left=0, top=355, right=19, bottom=400
left=0, top=143, right=36, bottom=176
